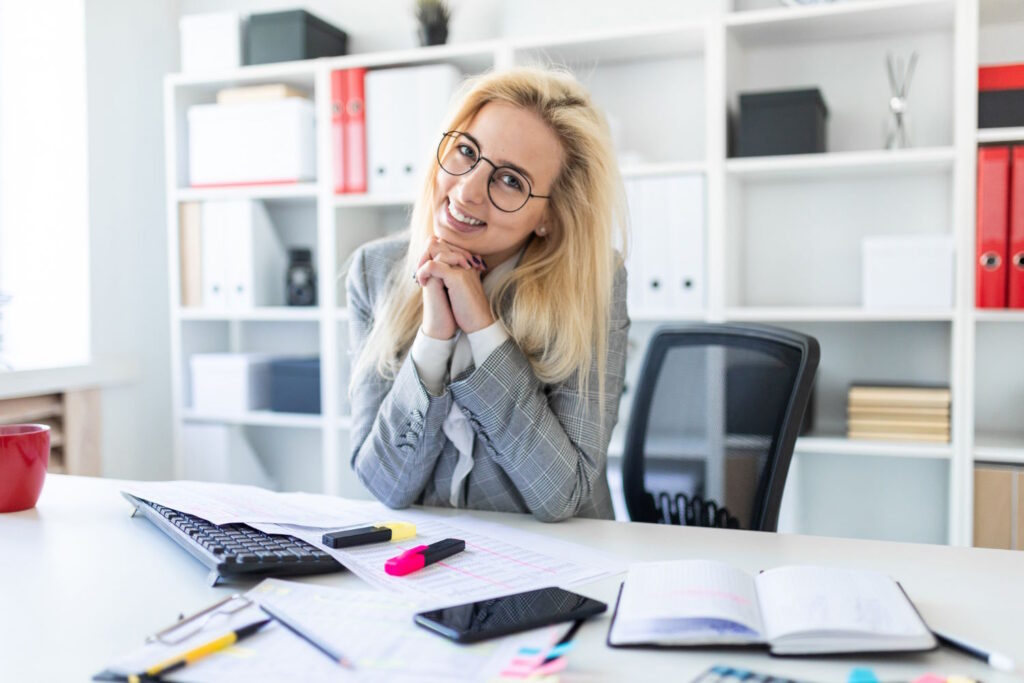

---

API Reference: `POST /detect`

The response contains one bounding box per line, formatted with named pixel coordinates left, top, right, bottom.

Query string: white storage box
left=862, top=235, right=955, bottom=309
left=190, top=353, right=274, bottom=414
left=188, top=99, right=316, bottom=187
left=179, top=13, right=245, bottom=73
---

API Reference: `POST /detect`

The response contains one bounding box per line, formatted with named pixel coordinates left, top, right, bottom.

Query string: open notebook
left=607, top=560, right=936, bottom=655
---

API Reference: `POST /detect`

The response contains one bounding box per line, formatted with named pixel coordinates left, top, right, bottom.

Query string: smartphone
left=413, top=586, right=607, bottom=644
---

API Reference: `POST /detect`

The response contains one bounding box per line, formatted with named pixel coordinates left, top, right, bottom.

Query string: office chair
left=621, top=323, right=819, bottom=532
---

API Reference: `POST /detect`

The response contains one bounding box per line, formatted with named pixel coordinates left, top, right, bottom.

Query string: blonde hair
left=354, top=66, right=626, bottom=405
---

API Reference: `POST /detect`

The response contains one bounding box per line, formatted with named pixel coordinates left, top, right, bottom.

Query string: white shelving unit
left=165, top=0, right=1022, bottom=546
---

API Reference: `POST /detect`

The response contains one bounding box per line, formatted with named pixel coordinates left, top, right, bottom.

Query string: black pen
left=542, top=619, right=584, bottom=664
left=259, top=601, right=355, bottom=669
left=933, top=628, right=1016, bottom=673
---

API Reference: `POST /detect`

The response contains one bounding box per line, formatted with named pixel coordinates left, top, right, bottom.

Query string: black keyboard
left=123, top=493, right=343, bottom=585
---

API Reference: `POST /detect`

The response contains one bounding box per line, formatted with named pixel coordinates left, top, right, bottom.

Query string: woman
left=346, top=66, right=628, bottom=522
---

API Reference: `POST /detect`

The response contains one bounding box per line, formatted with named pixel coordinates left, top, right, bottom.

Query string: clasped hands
left=414, top=237, right=494, bottom=340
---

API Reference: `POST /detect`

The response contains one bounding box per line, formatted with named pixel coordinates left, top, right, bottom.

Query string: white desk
left=2, top=475, right=1022, bottom=682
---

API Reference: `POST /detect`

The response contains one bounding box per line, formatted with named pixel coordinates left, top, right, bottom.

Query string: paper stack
left=847, top=383, right=951, bottom=443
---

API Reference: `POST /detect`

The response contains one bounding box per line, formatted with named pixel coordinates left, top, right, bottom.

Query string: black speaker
left=286, top=248, right=317, bottom=306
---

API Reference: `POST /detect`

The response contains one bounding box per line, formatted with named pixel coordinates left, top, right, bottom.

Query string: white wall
left=85, top=0, right=179, bottom=479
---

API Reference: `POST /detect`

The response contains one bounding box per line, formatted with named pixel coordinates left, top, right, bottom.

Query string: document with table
left=259, top=512, right=624, bottom=603
left=103, top=480, right=625, bottom=681
left=99, top=578, right=559, bottom=682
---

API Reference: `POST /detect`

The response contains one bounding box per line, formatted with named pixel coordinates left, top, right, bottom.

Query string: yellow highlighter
left=129, top=618, right=270, bottom=682
left=321, top=521, right=416, bottom=549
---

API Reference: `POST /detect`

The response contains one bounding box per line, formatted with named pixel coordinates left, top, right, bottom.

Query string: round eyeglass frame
left=436, top=131, right=551, bottom=213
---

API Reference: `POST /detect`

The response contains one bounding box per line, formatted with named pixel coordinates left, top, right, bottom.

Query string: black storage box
left=737, top=87, right=829, bottom=157
left=269, top=357, right=321, bottom=414
left=978, top=90, right=1024, bottom=128
left=245, top=10, right=347, bottom=65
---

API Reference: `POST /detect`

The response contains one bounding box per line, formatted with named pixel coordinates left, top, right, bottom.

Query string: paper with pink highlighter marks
left=257, top=512, right=625, bottom=604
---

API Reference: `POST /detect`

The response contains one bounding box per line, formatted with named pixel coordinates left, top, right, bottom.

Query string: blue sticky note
left=545, top=641, right=575, bottom=658
left=848, top=667, right=879, bottom=683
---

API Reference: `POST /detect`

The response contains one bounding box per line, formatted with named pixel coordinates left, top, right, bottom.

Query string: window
left=0, top=0, right=91, bottom=370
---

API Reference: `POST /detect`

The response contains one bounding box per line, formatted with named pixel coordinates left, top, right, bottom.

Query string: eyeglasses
left=437, top=131, right=551, bottom=213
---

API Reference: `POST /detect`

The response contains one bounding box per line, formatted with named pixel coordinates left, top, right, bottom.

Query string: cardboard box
left=190, top=353, right=273, bottom=414
left=974, top=464, right=1016, bottom=550
left=188, top=98, right=316, bottom=187
left=862, top=235, right=954, bottom=309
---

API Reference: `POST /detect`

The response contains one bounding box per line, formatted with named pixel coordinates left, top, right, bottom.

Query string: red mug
left=0, top=424, right=50, bottom=512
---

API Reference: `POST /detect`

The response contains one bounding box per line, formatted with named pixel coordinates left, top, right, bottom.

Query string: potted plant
left=415, top=0, right=452, bottom=47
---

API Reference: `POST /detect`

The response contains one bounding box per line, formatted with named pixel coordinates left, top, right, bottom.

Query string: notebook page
left=755, top=565, right=929, bottom=642
left=610, top=560, right=764, bottom=644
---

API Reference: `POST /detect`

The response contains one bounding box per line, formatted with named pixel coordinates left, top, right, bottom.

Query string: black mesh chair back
left=621, top=324, right=819, bottom=532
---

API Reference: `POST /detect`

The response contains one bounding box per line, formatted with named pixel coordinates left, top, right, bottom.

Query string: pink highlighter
left=385, top=538, right=466, bottom=576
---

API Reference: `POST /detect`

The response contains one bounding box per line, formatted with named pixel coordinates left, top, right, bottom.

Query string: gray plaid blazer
left=346, top=234, right=629, bottom=521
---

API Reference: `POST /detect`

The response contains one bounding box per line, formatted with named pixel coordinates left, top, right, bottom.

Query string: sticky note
left=848, top=667, right=879, bottom=683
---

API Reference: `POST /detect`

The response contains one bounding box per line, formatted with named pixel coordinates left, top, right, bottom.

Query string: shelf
left=725, top=147, right=955, bottom=181
left=630, top=310, right=706, bottom=323
left=973, top=310, right=1024, bottom=323
left=182, top=409, right=323, bottom=429
left=974, top=433, right=1024, bottom=465
left=334, top=193, right=414, bottom=208
left=607, top=432, right=772, bottom=459
left=168, top=43, right=500, bottom=90
left=620, top=161, right=705, bottom=178
left=159, top=10, right=998, bottom=544
left=168, top=60, right=317, bottom=89
left=723, top=307, right=955, bottom=322
left=321, top=42, right=500, bottom=75
left=976, top=127, right=1024, bottom=144
left=177, top=307, right=321, bottom=322
left=795, top=433, right=953, bottom=459
left=512, top=22, right=706, bottom=64
left=725, top=0, right=954, bottom=47
left=176, top=183, right=319, bottom=202
left=607, top=432, right=952, bottom=461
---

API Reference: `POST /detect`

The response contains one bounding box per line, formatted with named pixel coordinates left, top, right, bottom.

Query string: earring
left=537, top=226, right=547, bottom=236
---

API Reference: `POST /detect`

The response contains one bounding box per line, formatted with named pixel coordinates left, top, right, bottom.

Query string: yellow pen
left=128, top=618, right=271, bottom=682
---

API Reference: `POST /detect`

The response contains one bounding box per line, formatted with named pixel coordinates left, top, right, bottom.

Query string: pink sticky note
left=534, top=658, right=569, bottom=676
left=912, top=674, right=946, bottom=683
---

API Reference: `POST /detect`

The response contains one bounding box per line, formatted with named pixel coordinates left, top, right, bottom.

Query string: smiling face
left=433, top=102, right=563, bottom=266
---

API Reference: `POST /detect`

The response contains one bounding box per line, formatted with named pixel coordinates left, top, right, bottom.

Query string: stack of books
left=847, top=383, right=951, bottom=443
